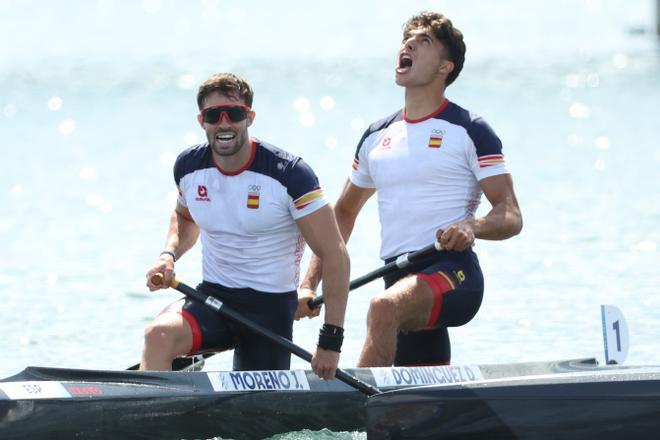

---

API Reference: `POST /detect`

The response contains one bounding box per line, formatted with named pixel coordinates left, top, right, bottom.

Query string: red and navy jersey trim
left=173, top=139, right=321, bottom=201
left=353, top=101, right=503, bottom=160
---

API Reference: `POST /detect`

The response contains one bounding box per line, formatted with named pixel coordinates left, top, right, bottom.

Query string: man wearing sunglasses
left=140, top=73, right=350, bottom=380
left=298, top=12, right=522, bottom=368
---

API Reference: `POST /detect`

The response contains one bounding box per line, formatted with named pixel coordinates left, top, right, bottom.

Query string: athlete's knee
left=143, top=320, right=182, bottom=355
left=367, top=294, right=397, bottom=325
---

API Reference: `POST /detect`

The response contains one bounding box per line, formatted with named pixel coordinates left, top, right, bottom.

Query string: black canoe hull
left=4, top=358, right=659, bottom=439
left=1, top=392, right=365, bottom=440
left=367, top=371, right=660, bottom=439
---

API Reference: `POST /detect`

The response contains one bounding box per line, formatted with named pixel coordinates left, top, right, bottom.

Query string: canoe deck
left=3, top=358, right=655, bottom=439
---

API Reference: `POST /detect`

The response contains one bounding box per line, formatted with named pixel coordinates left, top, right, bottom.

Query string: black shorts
left=162, top=281, right=298, bottom=371
left=382, top=248, right=484, bottom=366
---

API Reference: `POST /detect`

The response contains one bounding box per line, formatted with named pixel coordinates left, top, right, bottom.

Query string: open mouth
left=215, top=132, right=236, bottom=142
left=397, top=53, right=413, bottom=73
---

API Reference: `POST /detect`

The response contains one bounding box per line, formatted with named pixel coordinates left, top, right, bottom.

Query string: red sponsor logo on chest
left=377, top=137, right=392, bottom=151
left=195, top=185, right=211, bottom=202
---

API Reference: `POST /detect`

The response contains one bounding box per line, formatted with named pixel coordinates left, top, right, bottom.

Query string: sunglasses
left=200, top=105, right=251, bottom=124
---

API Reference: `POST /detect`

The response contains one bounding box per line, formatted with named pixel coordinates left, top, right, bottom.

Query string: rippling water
left=1, top=1, right=659, bottom=438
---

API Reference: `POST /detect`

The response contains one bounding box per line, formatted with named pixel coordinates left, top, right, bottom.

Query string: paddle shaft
left=162, top=277, right=380, bottom=396
left=130, top=242, right=441, bottom=372
left=308, top=242, right=442, bottom=309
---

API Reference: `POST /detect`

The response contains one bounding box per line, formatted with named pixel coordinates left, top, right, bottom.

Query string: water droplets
left=48, top=96, right=63, bottom=111
left=293, top=97, right=314, bottom=127
left=568, top=102, right=591, bottom=119
left=183, top=132, right=198, bottom=145
left=160, top=152, right=176, bottom=166
left=350, top=117, right=365, bottom=131
left=319, top=96, right=335, bottom=110
left=293, top=97, right=310, bottom=113
left=59, top=119, right=77, bottom=136
left=177, top=74, right=196, bottom=90
left=634, top=241, right=657, bottom=253
left=299, top=113, right=316, bottom=127
left=86, top=193, right=112, bottom=213
left=79, top=166, right=98, bottom=180
left=324, top=136, right=338, bottom=149
left=594, top=136, right=610, bottom=150
left=3, top=103, right=17, bottom=118
left=10, top=184, right=23, bottom=196
left=612, top=53, right=628, bottom=69
left=47, top=273, right=59, bottom=285
left=142, top=0, right=161, bottom=14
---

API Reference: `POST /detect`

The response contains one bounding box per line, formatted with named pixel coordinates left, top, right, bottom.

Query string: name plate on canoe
left=208, top=370, right=311, bottom=392
left=371, top=365, right=484, bottom=388
left=0, top=381, right=71, bottom=399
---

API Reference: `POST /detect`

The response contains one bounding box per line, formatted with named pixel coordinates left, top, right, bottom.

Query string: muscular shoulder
left=250, top=139, right=320, bottom=199
left=173, top=144, right=213, bottom=185
left=439, top=102, right=502, bottom=156
left=355, top=109, right=404, bottom=154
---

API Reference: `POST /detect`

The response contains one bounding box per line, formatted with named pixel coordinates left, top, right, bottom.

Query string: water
left=1, top=0, right=659, bottom=438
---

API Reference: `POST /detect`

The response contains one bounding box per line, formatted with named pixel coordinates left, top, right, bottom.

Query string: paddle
left=308, top=242, right=443, bottom=309
left=151, top=274, right=381, bottom=396
left=128, top=242, right=442, bottom=372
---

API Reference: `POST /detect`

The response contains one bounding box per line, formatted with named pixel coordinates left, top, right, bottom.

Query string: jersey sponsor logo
left=207, top=370, right=311, bottom=392
left=454, top=270, right=466, bottom=284
left=478, top=154, right=505, bottom=168
left=377, top=137, right=392, bottom=151
left=371, top=365, right=484, bottom=388
left=196, top=185, right=211, bottom=202
left=428, top=129, right=445, bottom=148
left=247, top=184, right=261, bottom=209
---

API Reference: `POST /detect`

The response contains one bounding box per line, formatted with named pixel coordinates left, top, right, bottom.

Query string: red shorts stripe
left=181, top=310, right=203, bottom=355
left=417, top=272, right=454, bottom=328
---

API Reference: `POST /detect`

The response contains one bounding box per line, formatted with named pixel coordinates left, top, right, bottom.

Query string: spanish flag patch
left=428, top=136, right=443, bottom=148
left=247, top=192, right=260, bottom=209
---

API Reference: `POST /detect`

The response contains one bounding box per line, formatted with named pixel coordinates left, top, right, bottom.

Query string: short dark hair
left=196, top=73, right=254, bottom=109
left=403, top=11, right=466, bottom=86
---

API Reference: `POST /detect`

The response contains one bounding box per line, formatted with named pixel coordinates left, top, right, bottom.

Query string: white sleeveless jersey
left=175, top=139, right=327, bottom=292
left=350, top=100, right=509, bottom=260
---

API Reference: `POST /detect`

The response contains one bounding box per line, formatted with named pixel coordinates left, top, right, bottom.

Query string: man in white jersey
left=297, top=12, right=522, bottom=367
left=140, top=73, right=350, bottom=380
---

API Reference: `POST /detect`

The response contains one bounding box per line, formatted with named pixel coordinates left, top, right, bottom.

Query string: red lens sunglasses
left=200, top=105, right=251, bottom=124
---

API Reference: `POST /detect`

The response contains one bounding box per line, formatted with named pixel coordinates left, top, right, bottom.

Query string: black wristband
left=159, top=250, right=177, bottom=262
left=317, top=324, right=344, bottom=352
